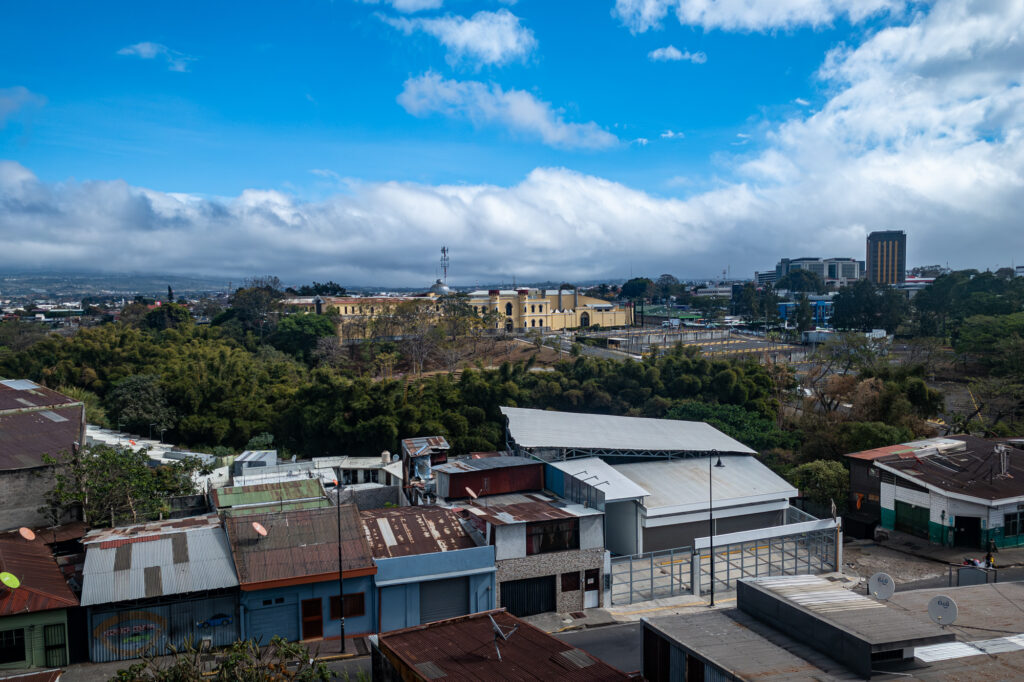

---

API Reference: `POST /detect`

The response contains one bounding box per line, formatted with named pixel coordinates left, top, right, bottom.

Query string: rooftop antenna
left=440, top=246, right=450, bottom=285
left=488, top=613, right=518, bottom=661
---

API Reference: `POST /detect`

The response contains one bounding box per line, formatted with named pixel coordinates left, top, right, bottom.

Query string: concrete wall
left=495, top=547, right=604, bottom=613
left=0, top=466, right=59, bottom=531
left=374, top=546, right=496, bottom=632
left=493, top=524, right=526, bottom=560
left=579, top=515, right=604, bottom=550
left=0, top=609, right=68, bottom=670
left=605, top=500, right=640, bottom=556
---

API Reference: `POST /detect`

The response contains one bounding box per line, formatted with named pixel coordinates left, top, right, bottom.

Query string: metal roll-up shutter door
left=419, top=576, right=470, bottom=624
left=248, top=605, right=299, bottom=643
left=500, top=575, right=556, bottom=617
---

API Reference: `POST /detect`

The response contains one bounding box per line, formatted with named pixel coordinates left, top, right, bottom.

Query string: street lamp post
left=335, top=479, right=346, bottom=652
left=709, top=452, right=725, bottom=607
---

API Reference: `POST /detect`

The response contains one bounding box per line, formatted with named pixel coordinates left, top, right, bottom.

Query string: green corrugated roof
left=212, top=479, right=324, bottom=508
left=223, top=498, right=331, bottom=517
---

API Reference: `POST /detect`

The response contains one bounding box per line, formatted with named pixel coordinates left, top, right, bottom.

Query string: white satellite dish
left=928, top=595, right=958, bottom=625
left=868, top=572, right=896, bottom=600
left=465, top=486, right=478, bottom=500
left=252, top=522, right=268, bottom=537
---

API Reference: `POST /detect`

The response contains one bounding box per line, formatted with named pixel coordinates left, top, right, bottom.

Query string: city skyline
left=2, top=0, right=1022, bottom=285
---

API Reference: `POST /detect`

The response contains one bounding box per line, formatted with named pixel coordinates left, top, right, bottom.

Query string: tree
left=291, top=281, right=347, bottom=296
left=776, top=270, right=825, bottom=294
left=620, top=277, right=653, bottom=300
left=789, top=460, right=848, bottom=507
left=143, top=303, right=193, bottom=331
left=270, top=314, right=338, bottom=363
left=105, top=374, right=176, bottom=436
left=654, top=274, right=680, bottom=300
left=42, top=444, right=207, bottom=526
left=831, top=279, right=909, bottom=333
left=796, top=295, right=814, bottom=332
left=113, top=636, right=338, bottom=681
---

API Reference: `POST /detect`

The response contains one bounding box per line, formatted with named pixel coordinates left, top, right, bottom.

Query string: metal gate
left=500, top=576, right=556, bottom=617
left=895, top=501, right=929, bottom=539
left=248, top=604, right=299, bottom=644
left=420, top=577, right=469, bottom=623
left=611, top=546, right=692, bottom=605
left=43, top=623, right=67, bottom=667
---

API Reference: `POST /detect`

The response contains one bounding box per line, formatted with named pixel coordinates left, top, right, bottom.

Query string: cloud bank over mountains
left=2, top=0, right=1022, bottom=285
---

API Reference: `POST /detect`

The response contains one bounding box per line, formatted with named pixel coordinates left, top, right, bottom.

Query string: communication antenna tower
left=488, top=613, right=519, bottom=661
left=440, top=246, right=450, bottom=284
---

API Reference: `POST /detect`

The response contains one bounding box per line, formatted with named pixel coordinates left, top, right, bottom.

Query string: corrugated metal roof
left=361, top=507, right=475, bottom=558
left=80, top=514, right=238, bottom=606
left=0, top=391, right=83, bottom=470
left=460, top=492, right=601, bottom=526
left=501, top=407, right=757, bottom=455
left=224, top=505, right=375, bottom=588
left=549, top=457, right=649, bottom=502
left=0, top=530, right=78, bottom=615
left=612, top=456, right=797, bottom=515
left=433, top=456, right=538, bottom=474
left=378, top=609, right=630, bottom=681
left=211, top=479, right=325, bottom=509
left=401, top=436, right=450, bottom=458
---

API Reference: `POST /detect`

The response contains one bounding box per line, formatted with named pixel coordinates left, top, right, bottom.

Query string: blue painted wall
left=373, top=545, right=496, bottom=633
left=240, top=575, right=375, bottom=643
left=545, top=464, right=565, bottom=497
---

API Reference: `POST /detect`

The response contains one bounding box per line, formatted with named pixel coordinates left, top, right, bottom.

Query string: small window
left=561, top=572, right=580, bottom=592
left=262, top=599, right=273, bottom=606
left=366, top=469, right=379, bottom=483
left=330, top=593, right=366, bottom=619
left=531, top=319, right=536, bottom=327
left=0, top=628, right=26, bottom=665
left=275, top=597, right=285, bottom=604
left=531, top=305, right=536, bottom=313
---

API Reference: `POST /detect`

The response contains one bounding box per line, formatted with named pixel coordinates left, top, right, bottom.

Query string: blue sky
left=2, top=1, right=1022, bottom=285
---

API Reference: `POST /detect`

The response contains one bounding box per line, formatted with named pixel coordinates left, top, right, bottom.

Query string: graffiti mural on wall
left=92, top=610, right=168, bottom=657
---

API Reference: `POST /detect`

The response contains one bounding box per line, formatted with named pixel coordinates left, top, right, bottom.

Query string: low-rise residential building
left=0, top=380, right=85, bottom=530
left=433, top=456, right=544, bottom=502
left=361, top=507, right=495, bottom=632
left=224, top=505, right=377, bottom=644
left=0, top=529, right=78, bottom=670
left=459, top=492, right=605, bottom=616
left=400, top=436, right=450, bottom=505
left=852, top=436, right=1024, bottom=549
left=372, top=609, right=632, bottom=681
left=79, top=514, right=240, bottom=663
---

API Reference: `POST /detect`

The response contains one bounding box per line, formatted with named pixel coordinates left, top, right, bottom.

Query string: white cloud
left=117, top=42, right=196, bottom=72
left=614, top=0, right=904, bottom=33
left=0, top=86, right=46, bottom=126
left=661, top=129, right=684, bottom=139
left=794, top=97, right=810, bottom=106
left=397, top=72, right=618, bottom=149
left=383, top=9, right=536, bottom=67
left=3, top=1, right=1021, bottom=283
left=356, top=0, right=443, bottom=13
left=634, top=137, right=649, bottom=146
left=648, top=45, right=706, bottom=63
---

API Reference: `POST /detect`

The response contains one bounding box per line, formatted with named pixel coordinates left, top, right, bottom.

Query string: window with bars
left=1007, top=512, right=1024, bottom=537
left=0, top=628, right=25, bottom=665
left=526, top=519, right=579, bottom=555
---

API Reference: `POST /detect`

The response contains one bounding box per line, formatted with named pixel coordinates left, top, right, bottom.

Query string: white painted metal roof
left=549, top=457, right=649, bottom=502
left=501, top=407, right=757, bottom=454
left=612, top=456, right=797, bottom=515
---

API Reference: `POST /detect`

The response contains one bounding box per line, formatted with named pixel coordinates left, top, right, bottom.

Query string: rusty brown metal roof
left=401, top=436, right=450, bottom=458
left=378, top=609, right=631, bottom=681
left=224, top=505, right=375, bottom=589
left=0, top=528, right=78, bottom=616
left=0, top=383, right=84, bottom=470
left=361, top=507, right=475, bottom=558
left=459, top=492, right=577, bottom=526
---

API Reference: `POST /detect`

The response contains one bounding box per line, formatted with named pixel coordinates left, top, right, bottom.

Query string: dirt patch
left=842, top=541, right=946, bottom=584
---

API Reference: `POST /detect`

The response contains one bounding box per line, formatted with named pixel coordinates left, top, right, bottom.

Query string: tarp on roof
left=501, top=407, right=757, bottom=455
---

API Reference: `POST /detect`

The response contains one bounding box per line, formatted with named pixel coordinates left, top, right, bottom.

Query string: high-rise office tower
left=866, top=230, right=907, bottom=284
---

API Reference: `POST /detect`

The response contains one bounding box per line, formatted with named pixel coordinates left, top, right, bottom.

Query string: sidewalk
left=872, top=528, right=1024, bottom=567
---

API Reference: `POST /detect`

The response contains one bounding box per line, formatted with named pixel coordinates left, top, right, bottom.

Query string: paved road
left=554, top=622, right=642, bottom=674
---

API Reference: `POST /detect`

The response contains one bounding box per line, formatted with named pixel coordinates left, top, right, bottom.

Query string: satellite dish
left=928, top=595, right=958, bottom=625
left=18, top=527, right=36, bottom=541
left=868, top=572, right=896, bottom=600
left=465, top=486, right=478, bottom=500
left=252, top=522, right=268, bottom=537
left=0, top=572, right=20, bottom=590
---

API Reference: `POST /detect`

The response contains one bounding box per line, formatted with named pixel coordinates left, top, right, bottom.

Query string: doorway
left=954, top=516, right=982, bottom=548
left=301, top=599, right=323, bottom=639
left=584, top=568, right=600, bottom=608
